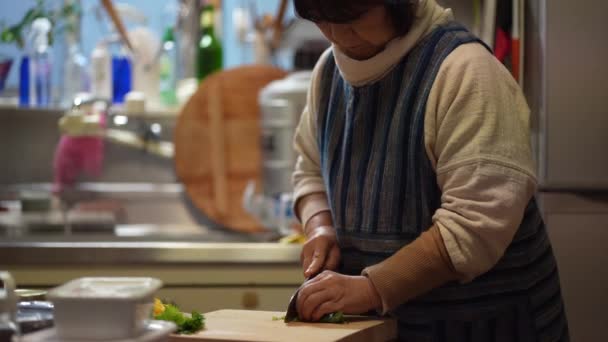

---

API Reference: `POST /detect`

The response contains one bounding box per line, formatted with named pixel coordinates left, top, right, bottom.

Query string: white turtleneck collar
left=333, top=0, right=453, bottom=87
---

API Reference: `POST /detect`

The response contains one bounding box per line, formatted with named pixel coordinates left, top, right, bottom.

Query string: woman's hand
left=296, top=271, right=382, bottom=322
left=301, top=226, right=341, bottom=278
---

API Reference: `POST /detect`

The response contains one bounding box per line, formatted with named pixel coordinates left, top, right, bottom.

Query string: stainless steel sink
left=0, top=107, right=279, bottom=243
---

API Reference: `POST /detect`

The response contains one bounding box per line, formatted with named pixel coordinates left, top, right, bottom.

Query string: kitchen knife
left=284, top=275, right=315, bottom=323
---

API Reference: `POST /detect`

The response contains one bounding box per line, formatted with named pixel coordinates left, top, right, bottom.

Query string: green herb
left=280, top=311, right=346, bottom=324
left=154, top=304, right=205, bottom=334
left=319, top=312, right=345, bottom=324
left=180, top=312, right=205, bottom=334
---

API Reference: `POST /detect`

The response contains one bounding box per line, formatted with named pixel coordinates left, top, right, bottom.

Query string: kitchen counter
left=0, top=241, right=301, bottom=265
left=3, top=241, right=304, bottom=313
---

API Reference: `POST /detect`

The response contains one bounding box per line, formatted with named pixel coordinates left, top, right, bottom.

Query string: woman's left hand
left=296, top=271, right=382, bottom=322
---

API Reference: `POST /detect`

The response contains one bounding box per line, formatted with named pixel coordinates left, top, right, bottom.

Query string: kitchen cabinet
left=539, top=193, right=608, bottom=342
left=3, top=243, right=304, bottom=314
left=158, top=288, right=297, bottom=313
left=9, top=264, right=302, bottom=313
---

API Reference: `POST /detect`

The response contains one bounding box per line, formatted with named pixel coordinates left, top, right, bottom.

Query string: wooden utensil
left=100, top=0, right=134, bottom=53
left=169, top=310, right=397, bottom=342
left=207, top=84, right=229, bottom=217
left=174, top=66, right=288, bottom=233
left=271, top=0, right=289, bottom=49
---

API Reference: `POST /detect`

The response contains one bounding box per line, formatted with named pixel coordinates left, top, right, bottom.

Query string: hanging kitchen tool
left=271, top=0, right=289, bottom=50
left=99, top=0, right=134, bottom=53
left=174, top=65, right=288, bottom=233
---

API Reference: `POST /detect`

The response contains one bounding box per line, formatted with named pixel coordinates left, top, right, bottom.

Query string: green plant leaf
left=1, top=26, right=19, bottom=43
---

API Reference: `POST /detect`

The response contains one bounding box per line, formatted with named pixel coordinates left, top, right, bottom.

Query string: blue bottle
left=19, top=56, right=30, bottom=106
left=112, top=55, right=132, bottom=104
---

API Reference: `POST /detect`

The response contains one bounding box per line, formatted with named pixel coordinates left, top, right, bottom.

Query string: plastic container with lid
left=47, top=277, right=163, bottom=340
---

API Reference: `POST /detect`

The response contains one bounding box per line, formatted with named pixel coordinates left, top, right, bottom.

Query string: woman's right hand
left=301, top=225, right=341, bottom=278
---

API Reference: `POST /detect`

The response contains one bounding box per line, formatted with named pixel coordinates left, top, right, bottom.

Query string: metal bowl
left=17, top=301, right=54, bottom=334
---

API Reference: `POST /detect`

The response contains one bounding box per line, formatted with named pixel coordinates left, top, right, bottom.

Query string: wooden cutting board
left=174, top=66, right=288, bottom=233
left=169, top=310, right=396, bottom=342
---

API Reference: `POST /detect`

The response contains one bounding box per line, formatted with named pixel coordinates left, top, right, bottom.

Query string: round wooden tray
left=174, top=65, right=288, bottom=233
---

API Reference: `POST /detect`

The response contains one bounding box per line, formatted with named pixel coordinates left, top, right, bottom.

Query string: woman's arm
left=292, top=49, right=333, bottom=228
left=292, top=49, right=342, bottom=277
left=363, top=42, right=537, bottom=313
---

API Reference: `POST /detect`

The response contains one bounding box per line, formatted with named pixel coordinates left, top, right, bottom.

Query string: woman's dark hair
left=294, top=0, right=417, bottom=36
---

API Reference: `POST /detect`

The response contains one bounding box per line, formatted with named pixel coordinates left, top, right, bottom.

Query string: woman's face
left=315, top=6, right=398, bottom=60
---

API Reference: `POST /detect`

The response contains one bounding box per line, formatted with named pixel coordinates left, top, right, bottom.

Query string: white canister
left=258, top=71, right=312, bottom=196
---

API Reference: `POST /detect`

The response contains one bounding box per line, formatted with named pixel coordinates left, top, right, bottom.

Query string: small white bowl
left=47, top=277, right=162, bottom=340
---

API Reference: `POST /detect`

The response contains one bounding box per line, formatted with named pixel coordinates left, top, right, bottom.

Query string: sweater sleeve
left=292, top=49, right=333, bottom=227
left=424, top=42, right=538, bottom=281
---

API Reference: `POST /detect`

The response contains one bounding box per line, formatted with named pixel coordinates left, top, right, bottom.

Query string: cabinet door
left=541, top=194, right=608, bottom=342
left=531, top=0, right=608, bottom=189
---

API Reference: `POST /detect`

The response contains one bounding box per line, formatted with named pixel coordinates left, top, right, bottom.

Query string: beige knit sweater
left=293, top=0, right=537, bottom=312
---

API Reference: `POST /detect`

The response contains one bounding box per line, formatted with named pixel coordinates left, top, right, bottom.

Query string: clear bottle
left=63, top=44, right=89, bottom=107
left=91, top=41, right=113, bottom=100
left=30, top=18, right=53, bottom=107
left=197, top=3, right=223, bottom=82
left=159, top=27, right=178, bottom=106
left=62, top=0, right=89, bottom=107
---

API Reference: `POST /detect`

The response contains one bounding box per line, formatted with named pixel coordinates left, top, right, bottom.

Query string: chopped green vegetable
left=319, top=312, right=345, bottom=324
left=180, top=312, right=205, bottom=334
left=280, top=311, right=346, bottom=324
left=154, top=303, right=205, bottom=334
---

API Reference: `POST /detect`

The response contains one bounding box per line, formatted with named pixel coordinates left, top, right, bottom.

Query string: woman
left=292, top=0, right=569, bottom=341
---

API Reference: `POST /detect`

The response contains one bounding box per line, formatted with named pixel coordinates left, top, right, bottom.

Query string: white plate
left=22, top=320, right=177, bottom=342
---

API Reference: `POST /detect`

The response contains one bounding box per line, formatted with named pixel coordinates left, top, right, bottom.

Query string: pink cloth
left=53, top=114, right=106, bottom=193
left=53, top=136, right=104, bottom=192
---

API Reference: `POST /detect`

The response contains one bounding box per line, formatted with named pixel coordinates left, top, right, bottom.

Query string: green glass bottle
left=197, top=4, right=223, bottom=82
left=160, top=27, right=178, bottom=106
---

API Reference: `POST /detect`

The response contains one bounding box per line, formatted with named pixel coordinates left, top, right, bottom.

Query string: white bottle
left=90, top=42, right=112, bottom=100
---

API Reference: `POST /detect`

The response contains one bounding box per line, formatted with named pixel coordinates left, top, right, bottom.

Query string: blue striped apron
left=316, top=22, right=570, bottom=342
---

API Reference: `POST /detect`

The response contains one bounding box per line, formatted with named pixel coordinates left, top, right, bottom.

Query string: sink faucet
left=71, top=94, right=112, bottom=111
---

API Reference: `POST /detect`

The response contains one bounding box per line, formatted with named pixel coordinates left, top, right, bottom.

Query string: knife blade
left=284, top=275, right=315, bottom=323
left=283, top=289, right=300, bottom=322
